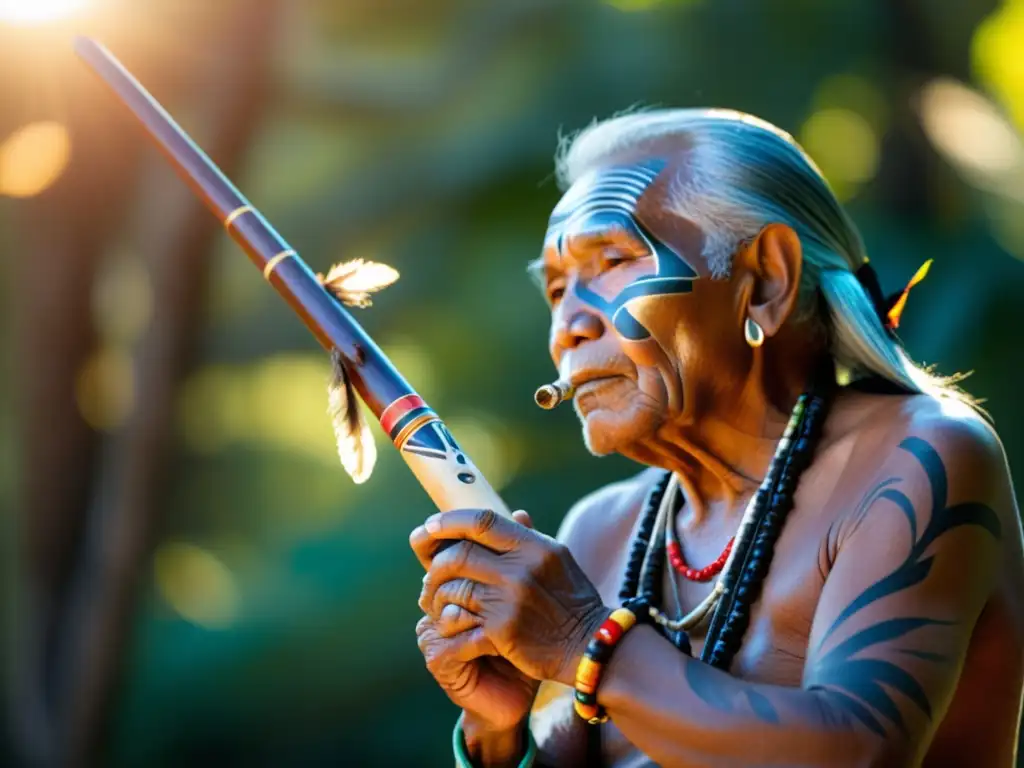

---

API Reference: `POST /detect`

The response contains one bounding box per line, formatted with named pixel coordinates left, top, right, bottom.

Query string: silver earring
left=744, top=317, right=764, bottom=348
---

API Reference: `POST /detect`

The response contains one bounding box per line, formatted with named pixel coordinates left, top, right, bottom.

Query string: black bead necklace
left=616, top=374, right=833, bottom=670
left=704, top=385, right=830, bottom=669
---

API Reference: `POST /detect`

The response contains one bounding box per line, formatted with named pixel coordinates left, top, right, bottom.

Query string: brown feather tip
left=327, top=350, right=376, bottom=483
left=318, top=258, right=400, bottom=308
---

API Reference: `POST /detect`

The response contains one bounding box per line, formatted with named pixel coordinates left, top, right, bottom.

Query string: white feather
left=321, top=259, right=399, bottom=307
left=316, top=259, right=396, bottom=482
left=327, top=363, right=377, bottom=484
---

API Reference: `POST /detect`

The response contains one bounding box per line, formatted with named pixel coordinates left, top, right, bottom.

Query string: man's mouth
left=573, top=375, right=623, bottom=395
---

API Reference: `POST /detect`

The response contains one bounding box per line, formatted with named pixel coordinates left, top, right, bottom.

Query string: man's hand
left=412, top=511, right=539, bottom=745
left=411, top=508, right=608, bottom=689
left=416, top=610, right=540, bottom=734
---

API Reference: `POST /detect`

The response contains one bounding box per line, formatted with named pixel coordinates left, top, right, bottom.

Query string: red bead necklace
left=666, top=537, right=734, bottom=582
left=664, top=490, right=735, bottom=582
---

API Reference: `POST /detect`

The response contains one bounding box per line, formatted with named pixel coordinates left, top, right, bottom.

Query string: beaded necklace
left=617, top=378, right=831, bottom=668
left=667, top=523, right=733, bottom=582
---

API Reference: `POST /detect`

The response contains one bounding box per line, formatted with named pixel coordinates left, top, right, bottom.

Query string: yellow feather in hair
left=886, top=259, right=933, bottom=330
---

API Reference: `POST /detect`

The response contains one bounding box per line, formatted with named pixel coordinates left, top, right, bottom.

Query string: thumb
left=512, top=509, right=534, bottom=530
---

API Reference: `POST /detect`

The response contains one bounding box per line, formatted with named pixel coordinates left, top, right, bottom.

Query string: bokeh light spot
left=75, top=346, right=135, bottom=431
left=380, top=335, right=437, bottom=402
left=178, top=354, right=363, bottom=466
left=972, top=0, right=1024, bottom=132
left=248, top=355, right=351, bottom=464
left=154, top=541, right=239, bottom=629
left=92, top=254, right=153, bottom=346
left=813, top=74, right=888, bottom=132
left=0, top=0, right=86, bottom=25
left=605, top=0, right=698, bottom=10
left=0, top=122, right=71, bottom=198
left=799, top=108, right=879, bottom=201
left=918, top=77, right=1023, bottom=177
left=177, top=365, right=249, bottom=454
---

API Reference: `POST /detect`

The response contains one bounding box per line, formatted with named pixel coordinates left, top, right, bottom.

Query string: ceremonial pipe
left=534, top=378, right=574, bottom=410
left=74, top=37, right=511, bottom=518
left=534, top=353, right=574, bottom=409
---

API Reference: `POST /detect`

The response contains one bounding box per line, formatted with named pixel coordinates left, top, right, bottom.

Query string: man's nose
left=551, top=296, right=605, bottom=359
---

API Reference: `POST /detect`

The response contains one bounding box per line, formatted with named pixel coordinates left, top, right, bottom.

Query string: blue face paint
left=544, top=160, right=698, bottom=341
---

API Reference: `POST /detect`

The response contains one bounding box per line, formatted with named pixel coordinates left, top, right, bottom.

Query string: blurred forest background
left=1, top=0, right=1023, bottom=765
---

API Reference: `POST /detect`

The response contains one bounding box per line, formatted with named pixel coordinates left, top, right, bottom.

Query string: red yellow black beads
left=573, top=607, right=638, bottom=724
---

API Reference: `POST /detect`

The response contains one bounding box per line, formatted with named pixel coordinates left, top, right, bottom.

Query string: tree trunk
left=57, top=4, right=279, bottom=764
left=6, top=3, right=279, bottom=765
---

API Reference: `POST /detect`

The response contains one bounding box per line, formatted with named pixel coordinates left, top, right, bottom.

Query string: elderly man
left=409, top=109, right=1024, bottom=767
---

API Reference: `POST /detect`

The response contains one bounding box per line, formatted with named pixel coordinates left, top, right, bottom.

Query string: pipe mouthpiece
left=534, top=380, right=574, bottom=410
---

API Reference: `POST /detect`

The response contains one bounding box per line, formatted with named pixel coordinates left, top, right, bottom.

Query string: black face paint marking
left=545, top=160, right=699, bottom=341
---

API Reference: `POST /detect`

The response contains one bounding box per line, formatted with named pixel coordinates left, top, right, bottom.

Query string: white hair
left=556, top=107, right=968, bottom=402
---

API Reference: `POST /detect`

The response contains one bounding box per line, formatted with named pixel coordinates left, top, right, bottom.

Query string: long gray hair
left=556, top=108, right=967, bottom=402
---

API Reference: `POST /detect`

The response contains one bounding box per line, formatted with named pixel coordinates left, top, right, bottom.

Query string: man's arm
left=595, top=420, right=1009, bottom=766
left=535, top=473, right=654, bottom=764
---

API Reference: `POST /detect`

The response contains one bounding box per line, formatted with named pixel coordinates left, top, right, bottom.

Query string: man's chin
left=582, top=430, right=617, bottom=457
left=579, top=411, right=645, bottom=457
left=574, top=386, right=664, bottom=456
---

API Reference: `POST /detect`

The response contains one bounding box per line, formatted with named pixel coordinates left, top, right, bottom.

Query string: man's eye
left=601, top=250, right=632, bottom=270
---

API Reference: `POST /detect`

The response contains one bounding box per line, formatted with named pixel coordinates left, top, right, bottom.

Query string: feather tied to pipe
left=328, top=348, right=376, bottom=484
left=319, top=259, right=399, bottom=483
left=318, top=258, right=399, bottom=308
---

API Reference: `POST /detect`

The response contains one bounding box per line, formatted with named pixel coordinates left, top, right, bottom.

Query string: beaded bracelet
left=573, top=606, right=638, bottom=724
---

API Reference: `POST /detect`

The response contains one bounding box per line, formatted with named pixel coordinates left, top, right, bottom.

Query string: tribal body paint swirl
left=542, top=160, right=699, bottom=341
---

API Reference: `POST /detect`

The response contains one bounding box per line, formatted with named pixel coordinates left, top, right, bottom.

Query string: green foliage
left=113, top=0, right=1024, bottom=764
left=2, top=0, right=1022, bottom=765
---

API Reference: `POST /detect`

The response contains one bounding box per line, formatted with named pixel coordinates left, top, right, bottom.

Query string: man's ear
left=737, top=223, right=802, bottom=338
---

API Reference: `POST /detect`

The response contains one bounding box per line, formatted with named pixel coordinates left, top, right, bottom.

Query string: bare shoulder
left=902, top=395, right=1005, bottom=460
left=872, top=394, right=1009, bottom=499
left=837, top=391, right=1018, bottom=546
left=555, top=466, right=663, bottom=576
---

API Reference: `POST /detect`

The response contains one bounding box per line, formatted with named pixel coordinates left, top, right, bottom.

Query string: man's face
left=536, top=158, right=746, bottom=456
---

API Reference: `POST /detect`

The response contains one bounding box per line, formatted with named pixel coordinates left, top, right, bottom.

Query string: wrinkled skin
left=413, top=509, right=601, bottom=739
left=412, top=156, right=1024, bottom=767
